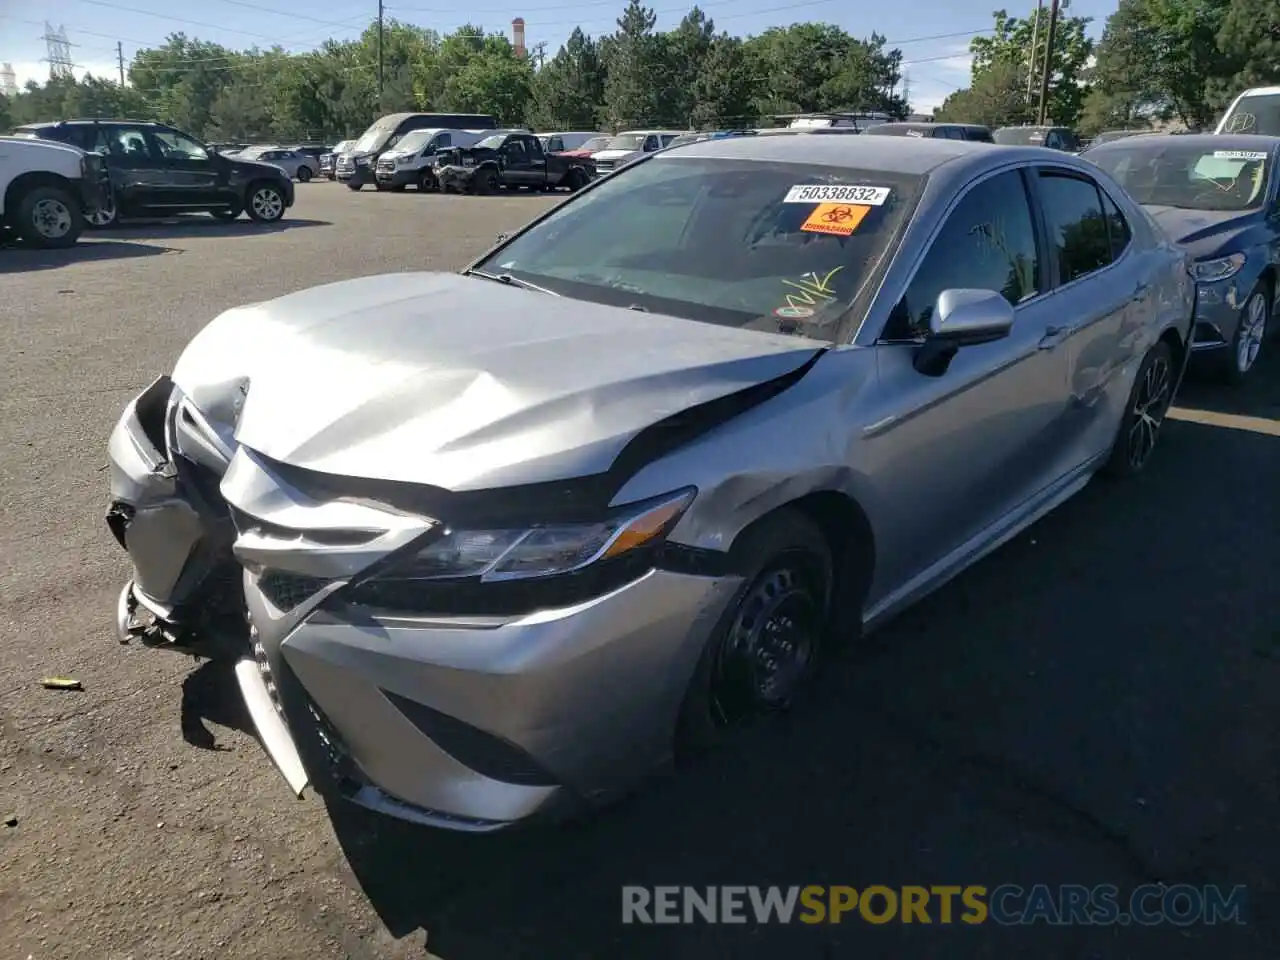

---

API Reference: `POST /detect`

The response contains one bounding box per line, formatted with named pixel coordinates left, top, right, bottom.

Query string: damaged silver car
left=106, top=135, right=1195, bottom=831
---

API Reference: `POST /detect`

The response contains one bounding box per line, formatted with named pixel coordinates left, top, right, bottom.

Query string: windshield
left=475, top=156, right=923, bottom=340
left=578, top=136, right=611, bottom=152
left=334, top=140, right=352, bottom=152
left=1220, top=94, right=1280, bottom=135
left=666, top=134, right=703, bottom=148
left=237, top=146, right=270, bottom=158
left=391, top=129, right=435, bottom=153
left=352, top=119, right=398, bottom=153
left=475, top=134, right=508, bottom=150
left=993, top=128, right=1045, bottom=145
left=606, top=134, right=647, bottom=151
left=1090, top=143, right=1271, bottom=211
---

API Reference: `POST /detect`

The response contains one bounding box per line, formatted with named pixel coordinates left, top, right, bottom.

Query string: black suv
left=11, top=119, right=295, bottom=227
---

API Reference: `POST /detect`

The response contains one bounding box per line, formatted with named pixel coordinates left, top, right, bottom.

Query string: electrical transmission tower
left=42, top=23, right=77, bottom=80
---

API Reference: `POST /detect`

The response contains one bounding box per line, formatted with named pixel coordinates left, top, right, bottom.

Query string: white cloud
left=6, top=59, right=123, bottom=91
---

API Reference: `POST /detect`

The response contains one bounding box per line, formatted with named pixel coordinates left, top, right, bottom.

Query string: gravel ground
left=1, top=183, right=1277, bottom=960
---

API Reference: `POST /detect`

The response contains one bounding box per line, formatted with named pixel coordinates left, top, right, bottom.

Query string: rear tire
left=674, top=509, right=832, bottom=762
left=296, top=165, right=313, bottom=183
left=1101, top=340, right=1175, bottom=478
left=346, top=182, right=363, bottom=192
left=16, top=184, right=84, bottom=249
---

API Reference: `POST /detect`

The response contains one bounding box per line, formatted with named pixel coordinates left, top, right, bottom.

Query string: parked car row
left=106, top=127, right=1280, bottom=837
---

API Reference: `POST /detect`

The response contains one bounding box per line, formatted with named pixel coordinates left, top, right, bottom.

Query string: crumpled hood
left=171, top=272, right=824, bottom=491
left=1144, top=205, right=1263, bottom=257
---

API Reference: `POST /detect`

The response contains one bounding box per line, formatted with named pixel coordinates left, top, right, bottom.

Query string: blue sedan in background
left=1086, top=133, right=1280, bottom=383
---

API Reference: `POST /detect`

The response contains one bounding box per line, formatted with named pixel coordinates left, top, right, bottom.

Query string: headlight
left=396, top=156, right=413, bottom=166
left=1192, top=253, right=1246, bottom=282
left=355, top=156, right=370, bottom=166
left=383, top=488, right=696, bottom=583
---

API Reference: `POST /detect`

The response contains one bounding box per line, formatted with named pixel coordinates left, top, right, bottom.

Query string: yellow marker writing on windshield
left=781, top=266, right=844, bottom=310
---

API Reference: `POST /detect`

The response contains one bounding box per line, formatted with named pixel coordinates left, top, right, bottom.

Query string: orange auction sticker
left=801, top=203, right=869, bottom=236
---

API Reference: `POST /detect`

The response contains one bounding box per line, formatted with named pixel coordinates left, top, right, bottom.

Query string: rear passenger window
left=884, top=170, right=1041, bottom=340
left=1100, top=190, right=1131, bottom=259
left=1037, top=172, right=1114, bottom=283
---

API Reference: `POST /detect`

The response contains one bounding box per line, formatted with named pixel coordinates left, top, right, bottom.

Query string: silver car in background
left=105, top=135, right=1193, bottom=832
left=228, top=145, right=318, bottom=181
left=1085, top=133, right=1280, bottom=382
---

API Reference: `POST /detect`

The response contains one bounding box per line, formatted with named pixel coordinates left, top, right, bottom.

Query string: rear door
left=146, top=127, right=221, bottom=207
left=1029, top=166, right=1146, bottom=464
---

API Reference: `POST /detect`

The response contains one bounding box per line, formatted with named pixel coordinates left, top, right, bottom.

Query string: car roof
left=871, top=121, right=986, bottom=132
left=1087, top=132, right=1280, bottom=153
left=616, top=129, right=685, bottom=136
left=660, top=132, right=1019, bottom=176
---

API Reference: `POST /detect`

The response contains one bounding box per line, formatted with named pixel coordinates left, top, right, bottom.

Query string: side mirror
left=913, top=289, right=1015, bottom=376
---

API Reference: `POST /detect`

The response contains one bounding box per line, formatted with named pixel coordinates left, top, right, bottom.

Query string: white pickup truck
left=1, top=135, right=110, bottom=249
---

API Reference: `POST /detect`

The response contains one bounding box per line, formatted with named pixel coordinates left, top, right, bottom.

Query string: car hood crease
left=172, top=272, right=824, bottom=492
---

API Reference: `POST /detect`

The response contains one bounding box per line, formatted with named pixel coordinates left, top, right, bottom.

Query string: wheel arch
left=724, top=488, right=876, bottom=631
left=4, top=171, right=77, bottom=219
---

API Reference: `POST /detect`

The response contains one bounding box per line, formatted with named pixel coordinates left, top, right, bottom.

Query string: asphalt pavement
left=0, top=183, right=1277, bottom=960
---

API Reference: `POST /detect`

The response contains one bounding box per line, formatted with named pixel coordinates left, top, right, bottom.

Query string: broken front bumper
left=104, top=380, right=740, bottom=831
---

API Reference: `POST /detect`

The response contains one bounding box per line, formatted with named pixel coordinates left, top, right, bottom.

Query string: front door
left=93, top=124, right=168, bottom=211
left=145, top=128, right=222, bottom=208
left=501, top=139, right=537, bottom=186
left=859, top=167, right=1075, bottom=600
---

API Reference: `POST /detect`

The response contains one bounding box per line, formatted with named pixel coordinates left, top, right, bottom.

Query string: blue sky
left=2, top=0, right=1117, bottom=113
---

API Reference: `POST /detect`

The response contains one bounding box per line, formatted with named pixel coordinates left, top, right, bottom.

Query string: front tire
left=346, top=182, right=363, bottom=192
left=1214, top=281, right=1270, bottom=384
left=675, top=509, right=832, bottom=761
left=1101, top=340, right=1175, bottom=478
left=245, top=183, right=286, bottom=223
left=16, top=185, right=84, bottom=249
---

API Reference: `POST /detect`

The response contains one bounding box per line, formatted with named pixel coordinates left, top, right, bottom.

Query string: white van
left=374, top=127, right=527, bottom=191
left=1215, top=87, right=1280, bottom=136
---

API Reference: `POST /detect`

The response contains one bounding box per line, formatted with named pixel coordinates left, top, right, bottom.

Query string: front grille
left=595, top=159, right=616, bottom=171
left=377, top=161, right=394, bottom=173
left=258, top=569, right=330, bottom=611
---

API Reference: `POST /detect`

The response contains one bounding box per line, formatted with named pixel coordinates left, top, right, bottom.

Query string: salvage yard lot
left=1, top=182, right=1278, bottom=960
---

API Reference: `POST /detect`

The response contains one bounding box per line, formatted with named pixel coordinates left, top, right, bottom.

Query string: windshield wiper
left=465, top=269, right=560, bottom=296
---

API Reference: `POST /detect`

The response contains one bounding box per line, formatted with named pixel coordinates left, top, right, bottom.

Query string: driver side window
left=643, top=135, right=659, bottom=151
left=150, top=129, right=208, bottom=161
left=882, top=169, right=1041, bottom=341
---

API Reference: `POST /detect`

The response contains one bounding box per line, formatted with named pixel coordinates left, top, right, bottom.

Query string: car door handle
left=1038, top=324, right=1070, bottom=349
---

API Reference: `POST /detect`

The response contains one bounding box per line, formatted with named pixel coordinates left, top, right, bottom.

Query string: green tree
left=662, top=8, right=716, bottom=125
left=934, top=60, right=1034, bottom=126
left=1088, top=0, right=1233, bottom=130
left=529, top=28, right=606, bottom=130
left=967, top=7, right=1094, bottom=127
left=1216, top=0, right=1280, bottom=98
left=690, top=35, right=758, bottom=127
left=603, top=0, right=667, bottom=127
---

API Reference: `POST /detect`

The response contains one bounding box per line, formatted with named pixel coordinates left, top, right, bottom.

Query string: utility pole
left=117, top=41, right=125, bottom=86
left=377, top=0, right=385, bottom=112
left=1025, top=0, right=1043, bottom=106
left=1036, top=0, right=1060, bottom=125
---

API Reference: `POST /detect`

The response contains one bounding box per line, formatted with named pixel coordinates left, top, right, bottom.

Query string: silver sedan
left=104, top=134, right=1194, bottom=832
left=228, top=145, right=317, bottom=181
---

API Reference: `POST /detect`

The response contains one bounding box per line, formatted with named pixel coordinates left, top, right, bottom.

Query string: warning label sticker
left=800, top=203, right=870, bottom=236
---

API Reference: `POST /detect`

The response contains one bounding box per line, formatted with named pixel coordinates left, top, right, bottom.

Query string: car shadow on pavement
left=321, top=411, right=1280, bottom=959
left=96, top=217, right=331, bottom=240
left=179, top=659, right=254, bottom=752
left=1176, top=349, right=1280, bottom=419
left=0, top=239, right=179, bottom=273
